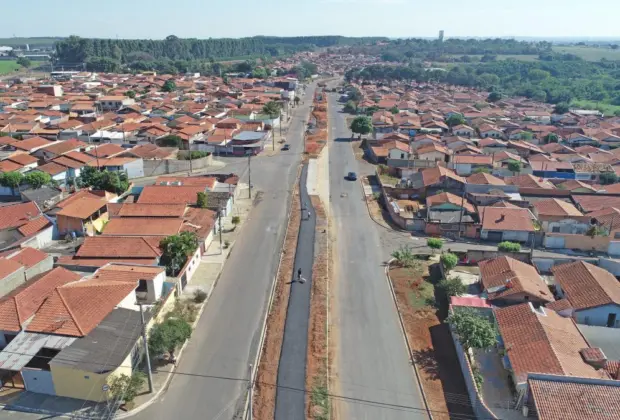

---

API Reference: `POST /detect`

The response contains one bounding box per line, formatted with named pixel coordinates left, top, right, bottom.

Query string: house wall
left=417, top=151, right=445, bottom=162
left=51, top=352, right=133, bottom=402
left=149, top=271, right=166, bottom=302
left=141, top=156, right=212, bottom=178
left=388, top=149, right=409, bottom=160
left=542, top=219, right=589, bottom=235
left=0, top=266, right=25, bottom=298
left=122, top=159, right=145, bottom=179
left=599, top=257, right=620, bottom=275
left=575, top=304, right=620, bottom=328
left=56, top=215, right=84, bottom=236
left=20, top=224, right=53, bottom=249
left=184, top=246, right=201, bottom=285
left=481, top=230, right=529, bottom=242
left=454, top=129, right=474, bottom=137
left=117, top=290, right=138, bottom=310
left=22, top=368, right=56, bottom=395
left=453, top=163, right=473, bottom=176
left=25, top=255, right=54, bottom=280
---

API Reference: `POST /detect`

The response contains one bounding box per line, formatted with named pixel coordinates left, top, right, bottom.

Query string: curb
left=357, top=178, right=409, bottom=234
left=384, top=258, right=434, bottom=420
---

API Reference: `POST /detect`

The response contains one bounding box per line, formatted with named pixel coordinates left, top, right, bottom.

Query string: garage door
left=487, top=231, right=503, bottom=242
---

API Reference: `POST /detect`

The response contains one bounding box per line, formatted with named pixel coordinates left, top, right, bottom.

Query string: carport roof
left=0, top=332, right=76, bottom=371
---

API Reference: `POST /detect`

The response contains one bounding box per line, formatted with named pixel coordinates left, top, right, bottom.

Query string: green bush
left=427, top=238, right=444, bottom=251
left=440, top=253, right=458, bottom=271
left=497, top=241, right=521, bottom=252
left=438, top=276, right=467, bottom=298
left=178, top=151, right=210, bottom=160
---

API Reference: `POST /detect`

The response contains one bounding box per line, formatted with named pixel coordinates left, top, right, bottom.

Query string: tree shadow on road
left=412, top=348, right=440, bottom=380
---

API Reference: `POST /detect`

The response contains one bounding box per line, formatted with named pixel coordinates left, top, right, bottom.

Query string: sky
left=2, top=0, right=619, bottom=40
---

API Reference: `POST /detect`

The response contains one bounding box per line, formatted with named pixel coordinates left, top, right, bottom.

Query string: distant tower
left=26, top=43, right=30, bottom=51
left=438, top=30, right=445, bottom=42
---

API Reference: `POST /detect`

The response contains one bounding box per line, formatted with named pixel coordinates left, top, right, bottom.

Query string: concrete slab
left=306, top=158, right=318, bottom=196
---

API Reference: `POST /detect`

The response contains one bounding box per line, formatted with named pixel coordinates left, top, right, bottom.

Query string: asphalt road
left=274, top=164, right=316, bottom=420
left=130, top=83, right=317, bottom=420
left=327, top=93, right=429, bottom=420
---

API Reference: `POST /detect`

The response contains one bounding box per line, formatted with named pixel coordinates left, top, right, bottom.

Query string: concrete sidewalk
left=274, top=164, right=316, bottom=420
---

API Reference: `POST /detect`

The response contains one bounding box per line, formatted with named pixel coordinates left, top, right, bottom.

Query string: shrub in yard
left=391, top=245, right=421, bottom=271
left=447, top=308, right=497, bottom=351
left=440, top=252, right=458, bottom=271
left=231, top=216, right=241, bottom=226
left=426, top=238, right=444, bottom=252
left=497, top=241, right=521, bottom=252
left=193, top=289, right=208, bottom=303
left=438, top=276, right=467, bottom=298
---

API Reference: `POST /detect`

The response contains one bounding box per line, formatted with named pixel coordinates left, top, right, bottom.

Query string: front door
left=607, top=313, right=617, bottom=328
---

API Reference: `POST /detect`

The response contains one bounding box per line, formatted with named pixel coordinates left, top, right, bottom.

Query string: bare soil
left=306, top=197, right=330, bottom=420
left=252, top=169, right=302, bottom=420
left=389, top=265, right=453, bottom=420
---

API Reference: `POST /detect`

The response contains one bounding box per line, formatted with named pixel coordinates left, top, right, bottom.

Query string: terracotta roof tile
left=56, top=197, right=107, bottom=219
left=102, top=217, right=183, bottom=236
left=573, top=195, right=620, bottom=213
left=17, top=216, right=51, bottom=236
left=137, top=185, right=206, bottom=205
left=479, top=256, right=552, bottom=302
left=495, top=303, right=607, bottom=384
left=7, top=247, right=48, bottom=269
left=533, top=198, right=584, bottom=217
left=0, top=258, right=23, bottom=280
left=0, top=202, right=40, bottom=231
left=466, top=172, right=505, bottom=185
left=426, top=192, right=475, bottom=213
left=76, top=236, right=162, bottom=259
left=479, top=206, right=535, bottom=232
left=553, top=261, right=620, bottom=310
left=0, top=267, right=81, bottom=332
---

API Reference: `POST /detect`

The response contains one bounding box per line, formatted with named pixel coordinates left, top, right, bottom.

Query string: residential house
left=478, top=124, right=505, bottom=139
left=556, top=179, right=599, bottom=193
left=479, top=256, right=553, bottom=305
left=3, top=247, right=54, bottom=280
left=573, top=195, right=620, bottom=213
left=494, top=302, right=607, bottom=392
left=425, top=192, right=476, bottom=237
left=95, top=96, right=136, bottom=111
left=408, top=166, right=466, bottom=194
left=32, top=139, right=90, bottom=161
left=90, top=263, right=166, bottom=304
left=452, top=124, right=475, bottom=137
left=451, top=154, right=493, bottom=176
left=553, top=261, right=620, bottom=328
left=479, top=206, right=535, bottom=242
left=88, top=157, right=144, bottom=179
left=0, top=202, right=53, bottom=251
left=532, top=198, right=589, bottom=234
left=416, top=143, right=449, bottom=163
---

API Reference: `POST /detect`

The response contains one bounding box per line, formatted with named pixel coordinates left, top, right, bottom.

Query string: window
left=552, top=226, right=561, bottom=233
left=137, top=279, right=148, bottom=292
left=401, top=153, right=405, bottom=159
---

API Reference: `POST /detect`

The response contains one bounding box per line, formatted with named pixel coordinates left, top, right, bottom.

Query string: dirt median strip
left=253, top=166, right=303, bottom=420
left=306, top=196, right=330, bottom=420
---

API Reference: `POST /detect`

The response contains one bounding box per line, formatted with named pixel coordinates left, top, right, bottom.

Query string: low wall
left=544, top=232, right=610, bottom=252
left=467, top=249, right=530, bottom=264
left=451, top=329, right=499, bottom=420
left=142, top=155, right=213, bottom=177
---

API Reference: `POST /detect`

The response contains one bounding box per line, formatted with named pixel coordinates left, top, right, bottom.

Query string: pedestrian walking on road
left=307, top=210, right=311, bottom=220
left=297, top=268, right=303, bottom=283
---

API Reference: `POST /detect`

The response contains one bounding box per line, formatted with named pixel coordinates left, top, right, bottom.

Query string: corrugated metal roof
left=0, top=332, right=76, bottom=371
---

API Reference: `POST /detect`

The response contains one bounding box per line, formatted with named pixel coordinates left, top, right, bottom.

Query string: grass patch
left=446, top=54, right=540, bottom=62
left=310, top=379, right=329, bottom=420
left=379, top=173, right=400, bottom=186
left=0, top=61, right=21, bottom=75
left=571, top=99, right=620, bottom=116
left=553, top=45, right=620, bottom=62
left=407, top=280, right=436, bottom=310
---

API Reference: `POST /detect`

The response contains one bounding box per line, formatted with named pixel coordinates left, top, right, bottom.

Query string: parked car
left=282, top=144, right=290, bottom=151
left=346, top=172, right=357, bottom=181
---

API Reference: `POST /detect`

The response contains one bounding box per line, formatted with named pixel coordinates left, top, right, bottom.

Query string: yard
left=0, top=61, right=21, bottom=75
left=389, top=261, right=474, bottom=420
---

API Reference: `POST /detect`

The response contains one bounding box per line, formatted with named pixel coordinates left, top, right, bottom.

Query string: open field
left=553, top=45, right=620, bottom=61
left=0, top=61, right=21, bottom=75
left=571, top=99, right=620, bottom=116
left=447, top=54, right=540, bottom=62
left=0, top=37, right=61, bottom=47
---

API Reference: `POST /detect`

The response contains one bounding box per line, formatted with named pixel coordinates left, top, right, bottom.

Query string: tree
left=109, top=372, right=146, bottom=405
left=446, top=113, right=466, bottom=127
left=389, top=106, right=399, bottom=115
left=294, top=96, right=301, bottom=107
left=196, top=192, right=208, bottom=208
left=599, top=172, right=618, bottom=185
left=23, top=172, right=51, bottom=189
left=251, top=67, right=268, bottom=79
left=350, top=116, right=373, bottom=139
left=16, top=57, right=31, bottom=68
left=231, top=215, right=241, bottom=226
left=440, top=252, right=458, bottom=271
left=544, top=133, right=559, bottom=144
left=472, top=167, right=491, bottom=174
left=162, top=79, right=176, bottom=92
left=343, top=100, right=357, bottom=114
left=79, top=167, right=128, bottom=194
left=427, top=238, right=443, bottom=253
left=507, top=161, right=521, bottom=175
left=126, top=90, right=136, bottom=99
left=148, top=318, right=192, bottom=360
left=438, top=276, right=467, bottom=298
left=586, top=225, right=607, bottom=238
left=0, top=171, right=24, bottom=194
left=519, top=131, right=534, bottom=141
left=487, top=91, right=502, bottom=103
left=160, top=231, right=199, bottom=276
left=553, top=103, right=570, bottom=114
left=262, top=101, right=281, bottom=118
left=498, top=241, right=521, bottom=252
left=157, top=135, right=184, bottom=148
left=447, top=309, right=497, bottom=351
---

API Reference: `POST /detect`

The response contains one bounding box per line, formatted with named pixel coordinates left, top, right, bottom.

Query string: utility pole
left=139, top=304, right=154, bottom=394
left=457, top=190, right=466, bottom=239
left=248, top=154, right=252, bottom=199
left=219, top=209, right=223, bottom=254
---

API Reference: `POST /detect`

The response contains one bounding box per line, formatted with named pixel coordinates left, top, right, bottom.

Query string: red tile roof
left=91, top=264, right=164, bottom=283
left=137, top=185, right=205, bottom=204
left=56, top=197, right=107, bottom=219
left=102, top=217, right=183, bottom=236
left=11, top=136, right=52, bottom=151
left=426, top=192, right=475, bottom=213
left=533, top=198, right=584, bottom=217
left=466, top=172, right=505, bottom=185
left=0, top=202, right=40, bottom=231
left=479, top=256, right=552, bottom=303
left=26, top=279, right=138, bottom=337
left=495, top=303, right=607, bottom=384
left=528, top=377, right=620, bottom=420
left=76, top=236, right=162, bottom=259
left=479, top=206, right=535, bottom=232
left=572, top=195, right=620, bottom=213
left=17, top=216, right=51, bottom=237
left=39, top=139, right=87, bottom=156
left=553, top=261, right=620, bottom=311
left=0, top=267, right=81, bottom=332
left=117, top=203, right=187, bottom=218
left=0, top=258, right=23, bottom=280
left=7, top=247, right=48, bottom=269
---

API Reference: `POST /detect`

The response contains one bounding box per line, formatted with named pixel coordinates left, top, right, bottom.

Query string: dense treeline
left=341, top=38, right=552, bottom=63
left=55, top=35, right=386, bottom=69
left=346, top=57, right=620, bottom=108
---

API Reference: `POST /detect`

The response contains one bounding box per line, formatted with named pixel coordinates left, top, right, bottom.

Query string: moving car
left=347, top=171, right=357, bottom=181
left=282, top=144, right=290, bottom=151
